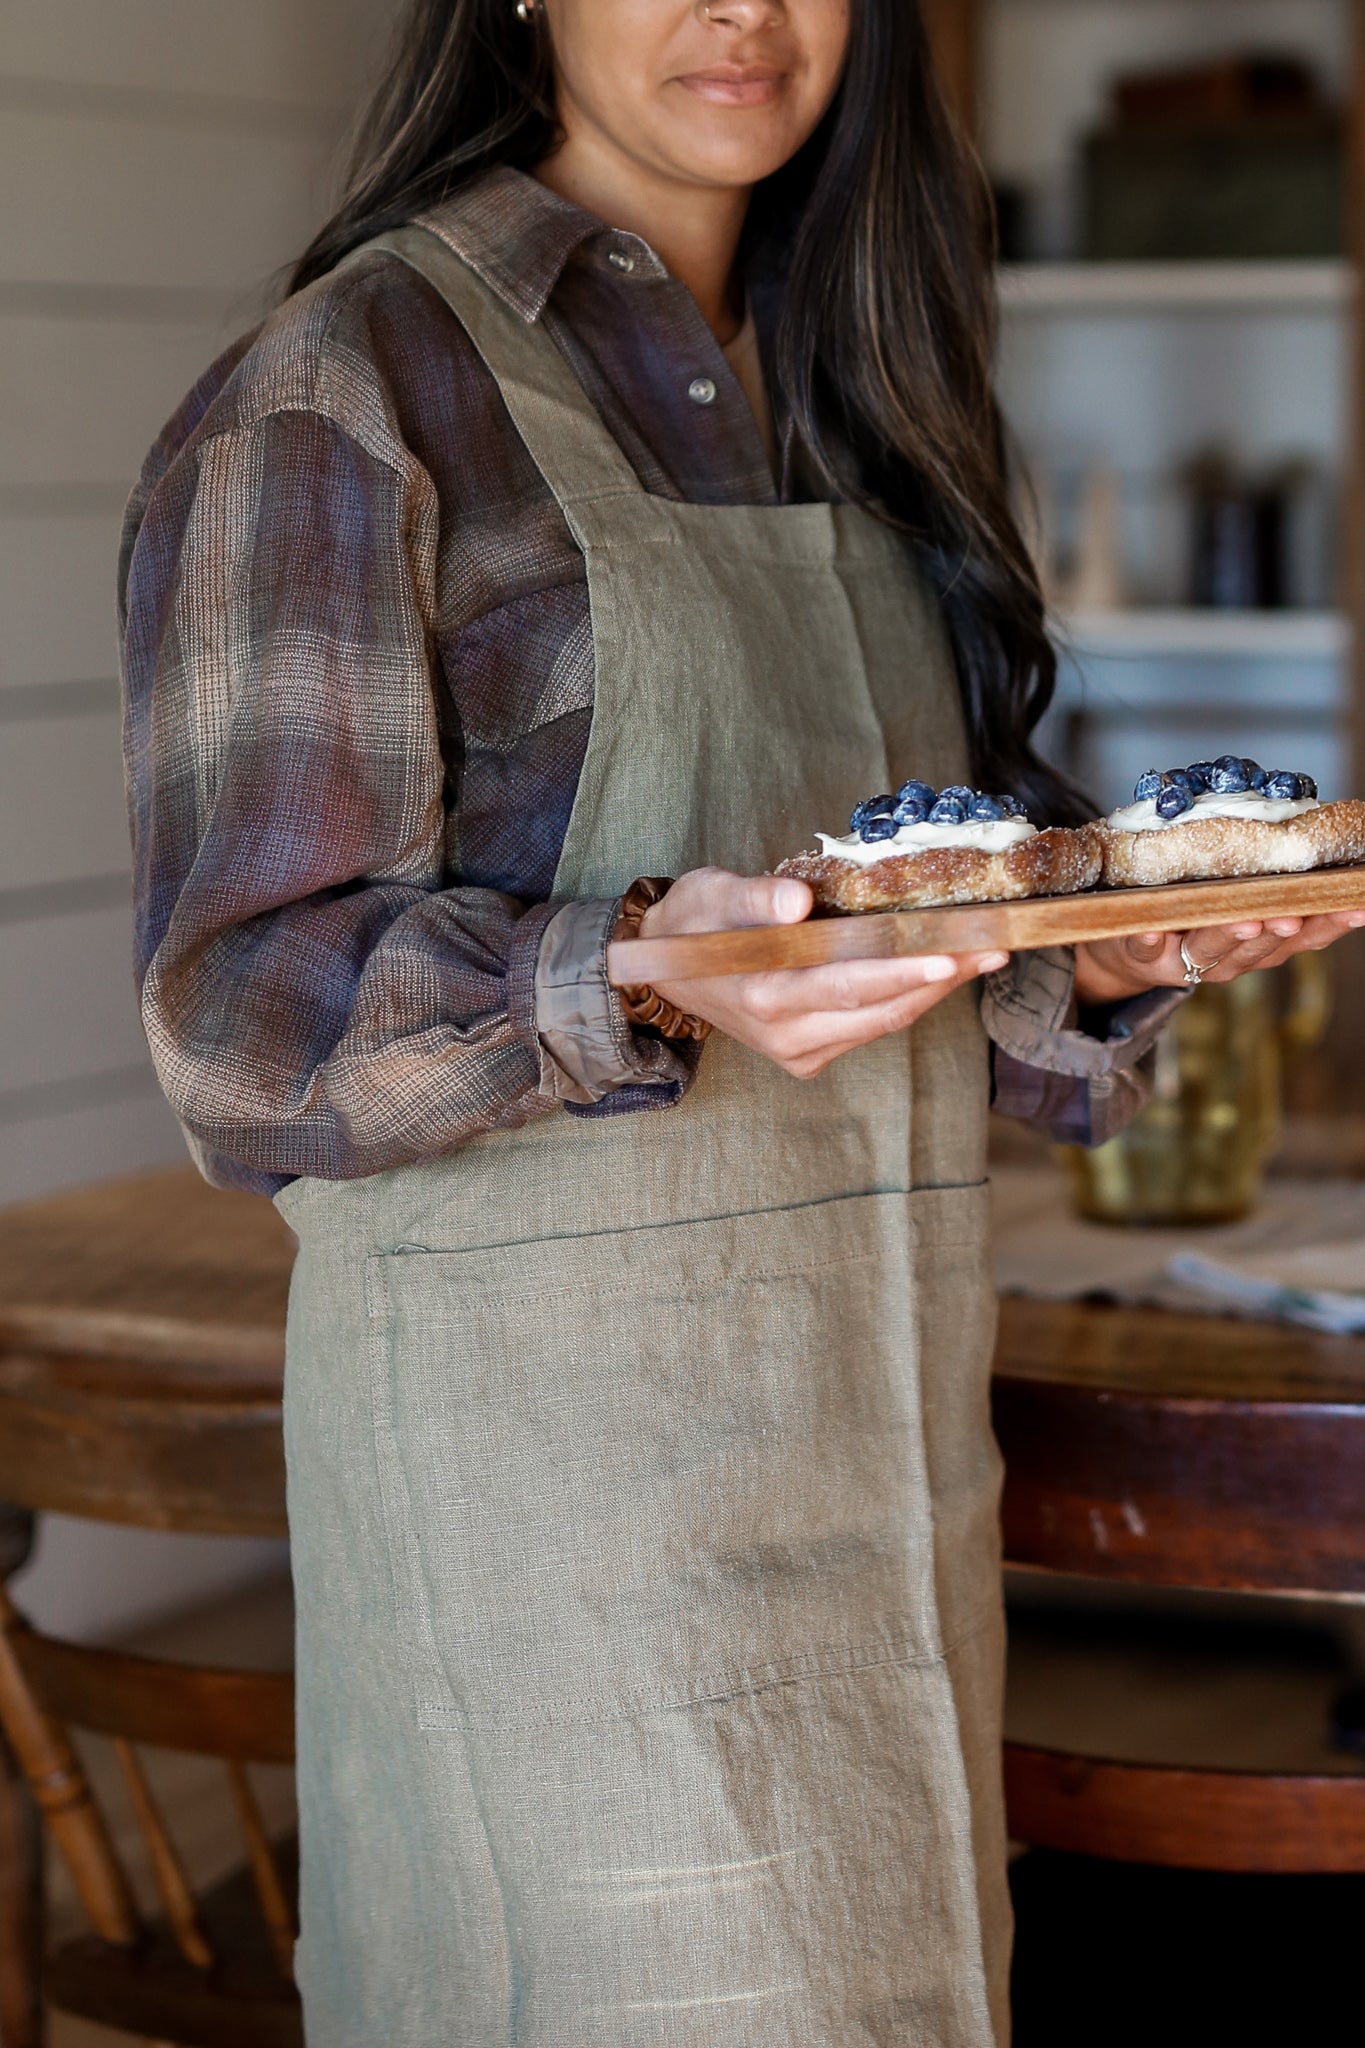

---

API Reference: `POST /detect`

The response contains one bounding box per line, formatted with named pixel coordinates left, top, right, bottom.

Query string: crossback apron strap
left=360, top=224, right=642, bottom=514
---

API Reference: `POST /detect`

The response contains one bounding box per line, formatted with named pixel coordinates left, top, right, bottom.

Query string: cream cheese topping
left=817, top=818, right=1038, bottom=867
left=1107, top=791, right=1321, bottom=835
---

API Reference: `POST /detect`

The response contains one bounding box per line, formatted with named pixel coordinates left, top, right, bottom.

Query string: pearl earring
left=515, top=0, right=533, bottom=18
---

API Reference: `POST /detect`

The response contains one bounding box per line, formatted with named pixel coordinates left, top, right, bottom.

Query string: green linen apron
left=276, top=225, right=1009, bottom=2048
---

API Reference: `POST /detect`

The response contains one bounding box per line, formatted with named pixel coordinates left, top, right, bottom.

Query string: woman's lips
left=674, top=68, right=787, bottom=106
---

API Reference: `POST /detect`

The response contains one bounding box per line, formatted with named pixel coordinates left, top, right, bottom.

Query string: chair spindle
left=226, top=1759, right=296, bottom=1977
left=0, top=1588, right=136, bottom=1946
left=112, top=1740, right=214, bottom=1970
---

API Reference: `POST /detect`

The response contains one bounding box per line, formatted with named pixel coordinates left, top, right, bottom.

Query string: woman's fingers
left=645, top=867, right=812, bottom=937
left=1182, top=910, right=1365, bottom=981
left=1286, top=911, right=1365, bottom=948
left=659, top=947, right=1007, bottom=1077
left=657, top=949, right=1008, bottom=1035
left=735, top=874, right=812, bottom=929
left=641, top=862, right=1012, bottom=1069
left=737, top=949, right=1006, bottom=1022
left=1146, top=912, right=1360, bottom=975
left=1118, top=932, right=1169, bottom=968
left=1187, top=924, right=1294, bottom=981
left=761, top=956, right=1008, bottom=1074
left=1219, top=910, right=1365, bottom=974
left=1074, top=908, right=1365, bottom=1006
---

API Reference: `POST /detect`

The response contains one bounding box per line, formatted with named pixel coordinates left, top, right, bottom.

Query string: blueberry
left=1298, top=774, right=1319, bottom=800
left=1156, top=783, right=1195, bottom=820
left=1165, top=769, right=1196, bottom=792
left=1247, top=765, right=1269, bottom=792
left=939, top=785, right=976, bottom=806
left=970, top=795, right=1006, bottom=821
left=1133, top=769, right=1163, bottom=802
left=929, top=795, right=969, bottom=825
left=1184, top=765, right=1211, bottom=794
left=892, top=794, right=930, bottom=825
left=860, top=814, right=901, bottom=844
left=1263, top=770, right=1299, bottom=801
left=1209, top=759, right=1250, bottom=795
left=896, top=779, right=936, bottom=809
left=1000, top=795, right=1028, bottom=819
left=1188, top=761, right=1216, bottom=783
left=850, top=795, right=894, bottom=832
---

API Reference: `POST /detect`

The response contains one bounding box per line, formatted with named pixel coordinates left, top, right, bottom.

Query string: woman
left=120, top=2, right=1362, bottom=2040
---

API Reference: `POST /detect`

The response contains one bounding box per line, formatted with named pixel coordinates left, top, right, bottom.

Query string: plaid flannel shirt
left=119, top=167, right=1177, bottom=1196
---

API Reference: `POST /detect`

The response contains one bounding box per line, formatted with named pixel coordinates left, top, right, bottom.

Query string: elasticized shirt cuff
left=506, top=900, right=562, bottom=1049
left=981, top=946, right=1187, bottom=1082
left=531, top=898, right=699, bottom=1106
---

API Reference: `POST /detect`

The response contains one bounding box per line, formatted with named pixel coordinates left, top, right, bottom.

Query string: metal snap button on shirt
left=688, top=377, right=718, bottom=406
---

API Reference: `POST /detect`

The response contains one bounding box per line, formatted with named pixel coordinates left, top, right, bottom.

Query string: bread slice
left=778, top=823, right=1105, bottom=914
left=1101, top=799, right=1365, bottom=888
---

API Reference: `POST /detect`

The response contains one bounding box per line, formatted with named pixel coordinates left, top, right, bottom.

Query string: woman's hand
left=1074, top=912, right=1365, bottom=1007
left=639, top=868, right=1008, bottom=1081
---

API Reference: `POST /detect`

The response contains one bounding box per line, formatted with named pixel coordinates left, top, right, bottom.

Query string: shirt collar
left=418, top=165, right=667, bottom=323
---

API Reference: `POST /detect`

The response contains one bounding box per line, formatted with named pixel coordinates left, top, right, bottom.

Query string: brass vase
left=1066, top=955, right=1330, bottom=1227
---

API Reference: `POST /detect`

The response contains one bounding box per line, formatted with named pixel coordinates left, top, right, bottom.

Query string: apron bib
left=278, top=225, right=1009, bottom=2047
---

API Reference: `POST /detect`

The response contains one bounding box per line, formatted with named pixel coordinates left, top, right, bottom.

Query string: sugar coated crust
left=1100, top=799, right=1365, bottom=887
left=777, top=823, right=1106, bottom=914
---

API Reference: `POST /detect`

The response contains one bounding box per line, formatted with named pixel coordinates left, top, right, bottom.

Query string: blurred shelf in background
left=1057, top=607, right=1351, bottom=660
left=999, top=259, right=1354, bottom=315
left=953, top=0, right=1365, bottom=1122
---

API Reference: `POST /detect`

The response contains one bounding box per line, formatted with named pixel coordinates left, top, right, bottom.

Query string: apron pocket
left=366, top=1187, right=988, bottom=1726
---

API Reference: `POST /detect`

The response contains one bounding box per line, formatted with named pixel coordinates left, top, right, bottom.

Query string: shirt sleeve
left=981, top=948, right=1186, bottom=1149
left=123, top=408, right=684, bottom=1187
left=534, top=899, right=701, bottom=1107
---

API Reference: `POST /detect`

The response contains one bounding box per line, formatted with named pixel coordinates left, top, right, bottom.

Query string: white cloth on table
left=992, top=1165, right=1365, bottom=1336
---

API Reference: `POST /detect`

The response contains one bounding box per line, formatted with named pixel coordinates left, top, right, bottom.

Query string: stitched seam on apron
left=378, top=1243, right=884, bottom=1308
left=415, top=1629, right=960, bottom=1729
left=413, top=1605, right=1004, bottom=1730
left=577, top=536, right=854, bottom=568
left=379, top=1184, right=992, bottom=1304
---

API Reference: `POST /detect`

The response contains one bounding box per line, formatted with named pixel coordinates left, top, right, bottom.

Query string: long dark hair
left=291, top=0, right=1088, bottom=824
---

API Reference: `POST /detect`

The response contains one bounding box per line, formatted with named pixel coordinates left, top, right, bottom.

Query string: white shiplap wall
left=3, top=1, right=389, bottom=1636
left=0, top=0, right=386, bottom=1208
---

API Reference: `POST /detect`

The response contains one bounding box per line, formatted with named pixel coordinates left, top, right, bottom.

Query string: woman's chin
left=648, top=113, right=812, bottom=191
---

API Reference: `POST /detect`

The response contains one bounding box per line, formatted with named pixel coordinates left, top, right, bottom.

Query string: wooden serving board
left=607, top=865, right=1365, bottom=986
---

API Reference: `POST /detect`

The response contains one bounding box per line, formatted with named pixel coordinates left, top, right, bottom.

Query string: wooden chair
left=994, top=1293, right=1365, bottom=1873
left=0, top=1168, right=296, bottom=2047
left=0, top=1587, right=299, bottom=2047
left=0, top=1509, right=38, bottom=2048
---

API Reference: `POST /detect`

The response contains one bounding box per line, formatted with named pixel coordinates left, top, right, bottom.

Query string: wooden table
left=0, top=1167, right=1362, bottom=1886
left=0, top=1171, right=300, bottom=2046
left=0, top=1170, right=294, bottom=1538
left=995, top=1295, right=1365, bottom=1873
